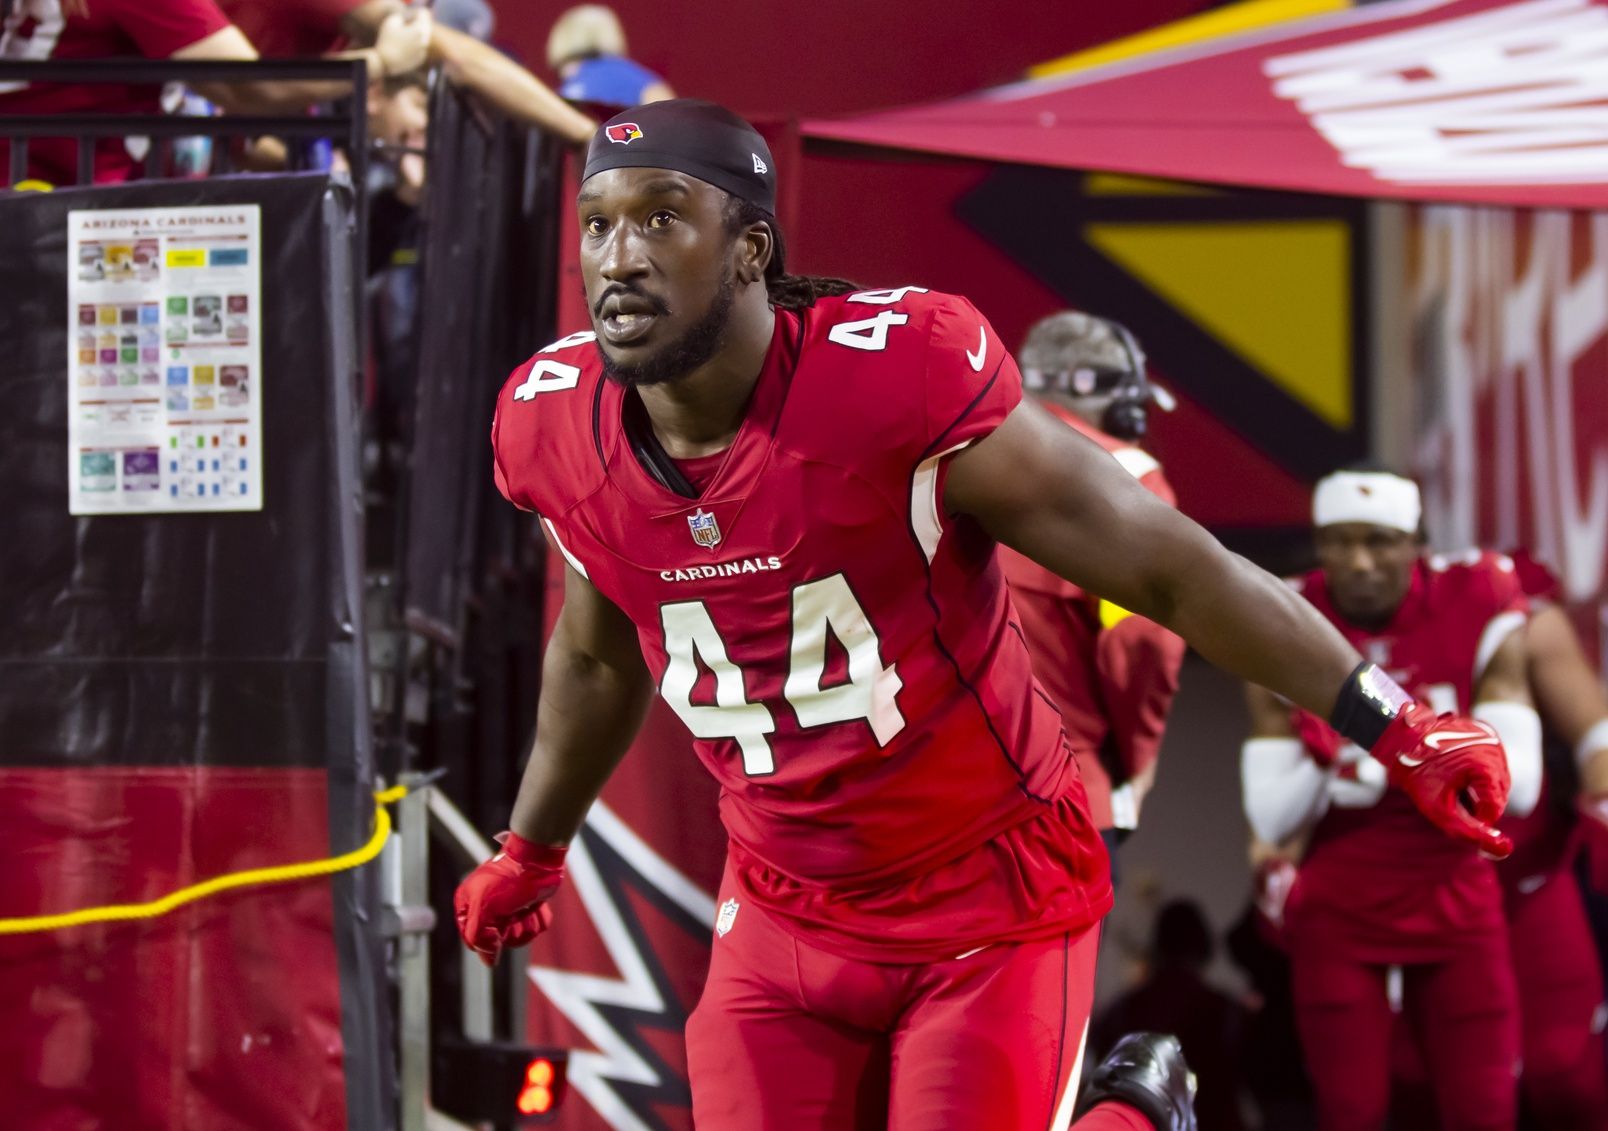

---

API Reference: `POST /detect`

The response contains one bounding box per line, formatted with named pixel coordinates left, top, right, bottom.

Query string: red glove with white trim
left=1370, top=702, right=1512, bottom=858
left=454, top=831, right=567, bottom=967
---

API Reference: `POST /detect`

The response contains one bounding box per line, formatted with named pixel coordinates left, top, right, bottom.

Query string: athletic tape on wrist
left=1329, top=662, right=1413, bottom=751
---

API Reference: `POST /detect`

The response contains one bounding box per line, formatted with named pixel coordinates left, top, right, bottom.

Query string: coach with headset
left=996, top=311, right=1186, bottom=870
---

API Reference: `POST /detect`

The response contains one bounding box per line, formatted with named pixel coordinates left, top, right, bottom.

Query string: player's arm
left=1239, top=682, right=1330, bottom=848
left=173, top=14, right=430, bottom=113
left=342, top=0, right=597, bottom=144
left=946, top=398, right=1513, bottom=854
left=1527, top=603, right=1608, bottom=796
left=948, top=401, right=1359, bottom=714
left=508, top=560, right=655, bottom=844
left=454, top=559, right=652, bottom=964
left=1472, top=621, right=1542, bottom=817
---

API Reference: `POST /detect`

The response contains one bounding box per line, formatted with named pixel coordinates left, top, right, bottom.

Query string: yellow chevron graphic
left=1083, top=172, right=1218, bottom=197
left=1031, top=0, right=1351, bottom=79
left=1085, top=220, right=1352, bottom=429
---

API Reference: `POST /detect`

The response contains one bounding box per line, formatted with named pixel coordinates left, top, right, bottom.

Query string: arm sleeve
left=1242, top=737, right=1331, bottom=845
left=104, top=0, right=232, bottom=57
left=920, top=294, right=1022, bottom=456
left=1095, top=612, right=1186, bottom=785
left=1474, top=701, right=1542, bottom=818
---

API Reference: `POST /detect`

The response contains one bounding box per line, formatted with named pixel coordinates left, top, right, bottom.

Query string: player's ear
left=735, top=221, right=771, bottom=285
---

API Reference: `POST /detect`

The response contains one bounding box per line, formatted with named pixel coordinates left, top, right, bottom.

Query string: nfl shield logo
left=688, top=508, right=721, bottom=549
left=715, top=898, right=739, bottom=937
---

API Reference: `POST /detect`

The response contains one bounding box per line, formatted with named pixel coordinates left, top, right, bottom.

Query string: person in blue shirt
left=546, top=4, right=673, bottom=109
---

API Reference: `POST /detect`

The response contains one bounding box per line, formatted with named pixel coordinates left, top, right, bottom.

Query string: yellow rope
left=0, top=784, right=410, bottom=935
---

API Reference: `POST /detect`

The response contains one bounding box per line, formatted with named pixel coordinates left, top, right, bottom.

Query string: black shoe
left=1076, top=1032, right=1198, bottom=1131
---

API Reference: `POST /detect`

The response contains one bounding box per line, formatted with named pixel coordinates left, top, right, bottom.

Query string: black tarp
left=0, top=173, right=390, bottom=1131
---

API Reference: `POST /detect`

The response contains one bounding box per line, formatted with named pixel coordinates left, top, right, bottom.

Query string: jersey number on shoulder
left=658, top=573, right=905, bottom=775
left=824, top=287, right=929, bottom=352
left=513, top=360, right=581, bottom=400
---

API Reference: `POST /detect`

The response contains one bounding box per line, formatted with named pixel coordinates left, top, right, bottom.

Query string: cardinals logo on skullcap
left=606, top=122, right=643, bottom=144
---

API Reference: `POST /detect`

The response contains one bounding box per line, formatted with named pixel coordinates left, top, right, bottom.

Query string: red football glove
left=1291, top=708, right=1344, bottom=769
left=1370, top=702, right=1512, bottom=858
left=454, top=831, right=567, bottom=967
left=1577, top=797, right=1608, bottom=896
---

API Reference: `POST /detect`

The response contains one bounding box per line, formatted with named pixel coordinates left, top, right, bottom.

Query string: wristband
left=497, top=830, right=569, bottom=870
left=1329, top=662, right=1414, bottom=751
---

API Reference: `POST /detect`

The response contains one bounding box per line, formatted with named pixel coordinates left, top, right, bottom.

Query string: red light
left=517, top=1058, right=556, bottom=1115
left=517, top=1084, right=552, bottom=1115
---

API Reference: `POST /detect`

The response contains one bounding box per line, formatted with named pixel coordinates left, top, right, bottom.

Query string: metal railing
left=0, top=58, right=368, bottom=184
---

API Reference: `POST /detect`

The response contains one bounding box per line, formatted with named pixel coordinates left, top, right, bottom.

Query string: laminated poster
left=66, top=205, right=263, bottom=514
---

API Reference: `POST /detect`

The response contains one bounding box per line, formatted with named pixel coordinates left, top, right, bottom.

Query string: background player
left=998, top=311, right=1185, bottom=866
left=456, top=100, right=1519, bottom=1131
left=1502, top=551, right=1608, bottom=1127
left=1240, top=468, right=1542, bottom=1131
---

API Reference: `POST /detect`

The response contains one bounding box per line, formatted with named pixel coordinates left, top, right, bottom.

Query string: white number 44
left=659, top=574, right=905, bottom=775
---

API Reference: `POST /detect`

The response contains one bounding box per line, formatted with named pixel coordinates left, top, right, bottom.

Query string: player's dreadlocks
left=724, top=196, right=860, bottom=312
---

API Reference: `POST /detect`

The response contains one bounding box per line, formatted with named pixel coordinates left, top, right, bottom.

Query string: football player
left=1502, top=551, right=1608, bottom=1127
left=1241, top=469, right=1542, bottom=1131
left=998, top=312, right=1185, bottom=866
left=457, top=100, right=1517, bottom=1131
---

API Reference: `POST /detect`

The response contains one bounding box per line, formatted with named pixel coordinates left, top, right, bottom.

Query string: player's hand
left=1370, top=703, right=1513, bottom=858
left=1291, top=708, right=1343, bottom=768
left=454, top=831, right=567, bottom=967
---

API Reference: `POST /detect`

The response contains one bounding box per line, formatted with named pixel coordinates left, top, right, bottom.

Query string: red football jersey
left=1289, top=551, right=1527, bottom=962
left=997, top=406, right=1183, bottom=830
left=215, top=0, right=363, bottom=60
left=0, top=0, right=230, bottom=186
left=492, top=288, right=1112, bottom=962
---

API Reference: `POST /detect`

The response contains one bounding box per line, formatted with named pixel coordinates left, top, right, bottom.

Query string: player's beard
left=599, top=266, right=737, bottom=388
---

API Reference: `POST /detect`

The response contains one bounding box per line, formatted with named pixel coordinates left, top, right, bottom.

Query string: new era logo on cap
left=752, top=153, right=768, bottom=174
left=606, top=122, right=643, bottom=144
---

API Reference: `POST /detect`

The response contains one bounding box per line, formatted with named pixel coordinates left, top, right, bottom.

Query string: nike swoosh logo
left=1397, top=728, right=1490, bottom=768
left=966, top=327, right=986, bottom=372
left=1424, top=728, right=1488, bottom=750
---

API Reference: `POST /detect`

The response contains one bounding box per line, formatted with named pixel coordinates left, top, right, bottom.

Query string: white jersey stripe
left=1474, top=609, right=1526, bottom=684
left=1049, top=1018, right=1092, bottom=1131
left=910, top=440, right=973, bottom=564
left=543, top=516, right=590, bottom=579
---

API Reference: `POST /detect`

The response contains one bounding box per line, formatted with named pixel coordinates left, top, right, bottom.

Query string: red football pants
left=1291, top=942, right=1520, bottom=1131
left=1508, top=875, right=1608, bottom=1128
left=686, top=868, right=1149, bottom=1131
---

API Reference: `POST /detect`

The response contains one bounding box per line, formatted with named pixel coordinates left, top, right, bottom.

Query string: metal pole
left=387, top=775, right=439, bottom=1131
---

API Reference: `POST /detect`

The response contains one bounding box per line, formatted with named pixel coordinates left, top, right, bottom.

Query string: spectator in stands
left=217, top=0, right=596, bottom=144
left=1094, top=900, right=1249, bottom=1131
left=433, top=0, right=493, bottom=42
left=546, top=4, right=673, bottom=109
left=0, top=0, right=430, bottom=187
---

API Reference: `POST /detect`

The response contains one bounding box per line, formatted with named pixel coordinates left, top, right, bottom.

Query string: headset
left=1021, top=317, right=1165, bottom=442
left=1099, top=321, right=1154, bottom=442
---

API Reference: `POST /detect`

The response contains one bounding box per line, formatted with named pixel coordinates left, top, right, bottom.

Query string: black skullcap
left=583, top=99, right=777, bottom=215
